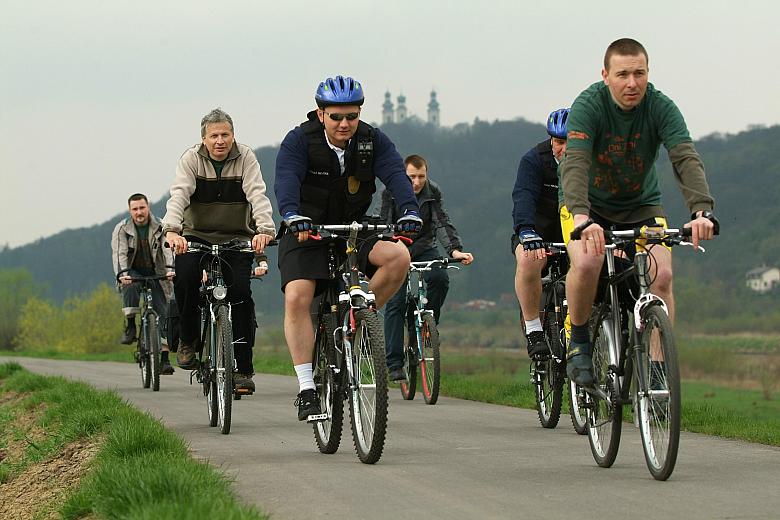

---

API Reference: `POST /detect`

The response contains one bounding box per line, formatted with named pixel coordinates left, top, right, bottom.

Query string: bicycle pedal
left=306, top=413, right=328, bottom=423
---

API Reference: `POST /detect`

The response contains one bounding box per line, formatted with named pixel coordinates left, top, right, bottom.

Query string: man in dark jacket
left=512, top=108, right=568, bottom=359
left=275, top=75, right=422, bottom=421
left=381, top=154, right=474, bottom=381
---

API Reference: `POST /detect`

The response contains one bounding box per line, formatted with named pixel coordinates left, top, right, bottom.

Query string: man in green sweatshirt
left=559, top=38, right=719, bottom=386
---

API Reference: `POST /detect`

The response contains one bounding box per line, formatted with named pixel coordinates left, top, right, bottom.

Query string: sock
left=294, top=363, right=315, bottom=392
left=571, top=323, right=589, bottom=345
left=524, top=318, right=543, bottom=334
left=161, top=351, right=169, bottom=362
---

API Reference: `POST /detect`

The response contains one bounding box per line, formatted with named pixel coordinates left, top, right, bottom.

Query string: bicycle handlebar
left=409, top=257, right=464, bottom=271
left=115, top=267, right=175, bottom=283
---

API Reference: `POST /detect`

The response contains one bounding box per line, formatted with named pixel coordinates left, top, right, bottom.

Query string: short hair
left=404, top=154, right=428, bottom=171
left=128, top=193, right=148, bottom=206
left=604, top=38, right=649, bottom=71
left=200, top=108, right=234, bottom=137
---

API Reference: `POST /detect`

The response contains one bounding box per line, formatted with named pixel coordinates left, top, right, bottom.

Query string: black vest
left=298, top=111, right=376, bottom=224
left=534, top=139, right=560, bottom=232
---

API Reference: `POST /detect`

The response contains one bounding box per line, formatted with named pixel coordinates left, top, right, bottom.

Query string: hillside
left=1, top=120, right=777, bottom=326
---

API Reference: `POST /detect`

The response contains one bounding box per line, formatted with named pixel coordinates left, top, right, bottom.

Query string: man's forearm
left=668, top=142, right=714, bottom=214
left=561, top=148, right=592, bottom=215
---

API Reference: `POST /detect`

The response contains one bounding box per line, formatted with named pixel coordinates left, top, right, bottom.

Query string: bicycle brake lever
left=679, top=241, right=706, bottom=252
left=393, top=235, right=413, bottom=245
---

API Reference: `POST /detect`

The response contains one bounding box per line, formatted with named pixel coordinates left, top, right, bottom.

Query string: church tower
left=396, top=93, right=407, bottom=123
left=382, top=91, right=394, bottom=125
left=427, top=90, right=440, bottom=126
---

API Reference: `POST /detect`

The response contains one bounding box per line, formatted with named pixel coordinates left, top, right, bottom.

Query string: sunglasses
left=324, top=111, right=360, bottom=122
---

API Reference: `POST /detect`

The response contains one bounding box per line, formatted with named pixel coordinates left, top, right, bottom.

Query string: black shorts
left=278, top=232, right=386, bottom=293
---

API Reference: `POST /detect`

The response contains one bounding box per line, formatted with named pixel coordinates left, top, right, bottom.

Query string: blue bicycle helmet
left=546, top=108, right=570, bottom=139
left=315, top=76, right=365, bottom=108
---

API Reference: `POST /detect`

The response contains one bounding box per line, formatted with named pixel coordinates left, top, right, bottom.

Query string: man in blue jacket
left=275, top=75, right=422, bottom=421
left=380, top=154, right=474, bottom=381
left=511, top=108, right=569, bottom=359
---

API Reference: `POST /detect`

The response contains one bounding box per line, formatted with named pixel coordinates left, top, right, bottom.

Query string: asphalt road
left=7, top=357, right=779, bottom=520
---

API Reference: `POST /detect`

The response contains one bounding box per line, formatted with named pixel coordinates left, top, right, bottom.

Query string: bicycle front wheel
left=568, top=379, right=588, bottom=435
left=400, top=321, right=417, bottom=400
left=636, top=305, right=680, bottom=480
left=419, top=314, right=441, bottom=405
left=586, top=317, right=623, bottom=467
left=148, top=315, right=161, bottom=392
left=215, top=305, right=234, bottom=435
left=348, top=309, right=388, bottom=464
left=139, top=322, right=151, bottom=389
left=313, top=312, right=344, bottom=454
left=536, top=305, right=564, bottom=427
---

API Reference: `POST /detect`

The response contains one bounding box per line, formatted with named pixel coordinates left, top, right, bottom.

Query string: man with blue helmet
left=511, top=108, right=569, bottom=359
left=275, top=75, right=422, bottom=421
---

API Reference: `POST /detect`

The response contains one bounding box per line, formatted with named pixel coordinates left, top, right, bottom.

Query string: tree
left=0, top=268, right=45, bottom=349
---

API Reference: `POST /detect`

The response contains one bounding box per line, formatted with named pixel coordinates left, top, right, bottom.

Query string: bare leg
left=283, top=279, right=317, bottom=365
left=514, top=245, right=546, bottom=322
left=367, top=240, right=411, bottom=309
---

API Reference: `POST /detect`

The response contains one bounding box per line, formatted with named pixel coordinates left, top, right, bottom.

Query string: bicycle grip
left=569, top=218, right=594, bottom=241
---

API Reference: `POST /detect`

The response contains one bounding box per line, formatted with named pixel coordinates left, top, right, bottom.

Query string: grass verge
left=0, top=362, right=266, bottom=519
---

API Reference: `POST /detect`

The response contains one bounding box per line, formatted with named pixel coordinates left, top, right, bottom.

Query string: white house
left=746, top=265, right=780, bottom=293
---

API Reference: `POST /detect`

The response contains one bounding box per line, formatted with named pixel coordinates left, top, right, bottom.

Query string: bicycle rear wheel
left=586, top=316, right=623, bottom=467
left=348, top=309, right=388, bottom=464
left=139, top=322, right=151, bottom=389
left=400, top=321, right=417, bottom=400
left=313, top=312, right=344, bottom=454
left=215, top=305, right=234, bottom=434
left=636, top=305, right=680, bottom=480
left=535, top=304, right=564, bottom=427
left=148, top=315, right=161, bottom=392
left=419, top=314, right=441, bottom=405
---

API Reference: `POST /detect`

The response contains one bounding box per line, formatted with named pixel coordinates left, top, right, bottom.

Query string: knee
left=653, top=266, right=674, bottom=295
left=285, top=287, right=313, bottom=316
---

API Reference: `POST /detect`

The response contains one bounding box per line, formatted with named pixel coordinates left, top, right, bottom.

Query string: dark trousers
left=384, top=248, right=449, bottom=370
left=121, top=270, right=169, bottom=339
left=174, top=244, right=256, bottom=374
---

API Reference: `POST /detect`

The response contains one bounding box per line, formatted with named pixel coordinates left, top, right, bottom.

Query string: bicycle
left=571, top=223, right=709, bottom=480
left=309, top=221, right=401, bottom=464
left=116, top=269, right=172, bottom=392
left=183, top=239, right=268, bottom=435
left=398, top=257, right=463, bottom=405
left=529, top=243, right=569, bottom=428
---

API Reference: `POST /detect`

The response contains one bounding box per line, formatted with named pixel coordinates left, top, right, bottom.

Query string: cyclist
left=275, top=75, right=422, bottom=421
left=512, top=108, right=569, bottom=359
left=163, top=108, right=276, bottom=394
left=559, top=38, right=718, bottom=387
left=112, top=193, right=176, bottom=375
left=380, top=154, right=474, bottom=381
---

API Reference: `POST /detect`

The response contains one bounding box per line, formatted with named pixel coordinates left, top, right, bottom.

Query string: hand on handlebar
left=120, top=275, right=133, bottom=286
left=252, top=233, right=274, bottom=253
left=451, top=250, right=474, bottom=265
left=684, top=211, right=719, bottom=251
left=571, top=214, right=605, bottom=256
left=396, top=210, right=423, bottom=236
left=283, top=212, right=313, bottom=243
left=166, top=231, right=188, bottom=255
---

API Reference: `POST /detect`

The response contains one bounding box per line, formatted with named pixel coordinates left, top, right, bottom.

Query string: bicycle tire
left=586, top=315, right=623, bottom=467
left=215, top=305, right=234, bottom=434
left=568, top=379, right=588, bottom=435
left=636, top=305, right=680, bottom=480
left=348, top=309, right=388, bottom=464
left=139, top=321, right=151, bottom=389
left=202, top=322, right=218, bottom=427
left=148, top=315, right=161, bottom=392
left=313, top=312, right=344, bottom=454
left=419, top=314, right=441, bottom=405
left=400, top=321, right=417, bottom=400
left=535, top=304, right=564, bottom=428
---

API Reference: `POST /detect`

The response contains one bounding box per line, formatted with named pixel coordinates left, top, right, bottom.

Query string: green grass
left=0, top=348, right=132, bottom=363
left=0, top=362, right=266, bottom=519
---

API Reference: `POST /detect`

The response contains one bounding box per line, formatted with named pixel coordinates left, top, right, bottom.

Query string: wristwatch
left=691, top=209, right=714, bottom=220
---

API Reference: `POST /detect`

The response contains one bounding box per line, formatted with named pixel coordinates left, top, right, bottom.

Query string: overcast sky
left=2, top=0, right=778, bottom=248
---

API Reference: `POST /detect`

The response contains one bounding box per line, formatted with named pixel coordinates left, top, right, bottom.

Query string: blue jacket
left=511, top=139, right=560, bottom=235
left=275, top=123, right=418, bottom=218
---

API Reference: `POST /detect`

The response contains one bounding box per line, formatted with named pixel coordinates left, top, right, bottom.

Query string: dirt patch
left=0, top=397, right=48, bottom=466
left=0, top=436, right=102, bottom=520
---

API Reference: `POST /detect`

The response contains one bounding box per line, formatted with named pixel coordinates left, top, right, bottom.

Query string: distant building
left=746, top=265, right=780, bottom=293
left=396, top=93, right=408, bottom=123
left=427, top=90, right=440, bottom=126
left=382, top=91, right=394, bottom=125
